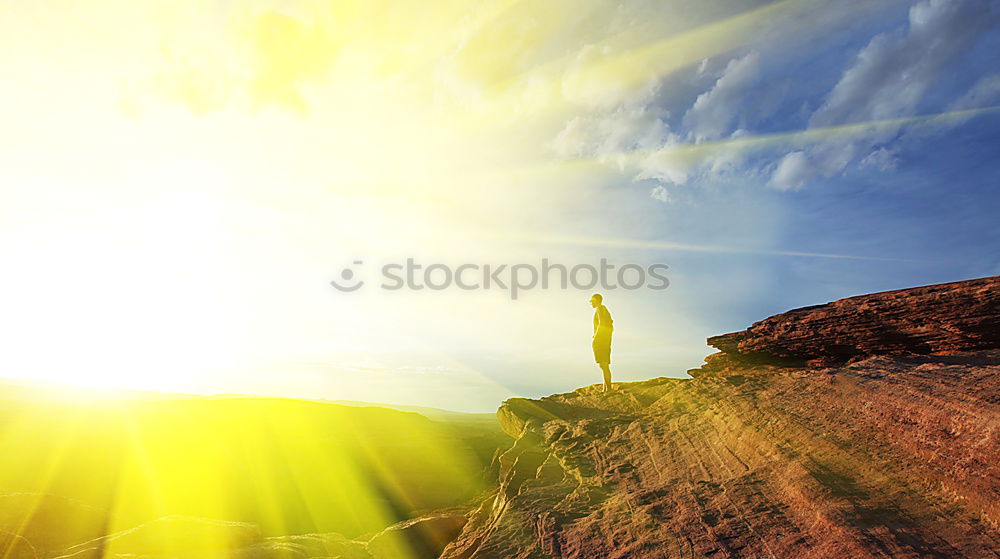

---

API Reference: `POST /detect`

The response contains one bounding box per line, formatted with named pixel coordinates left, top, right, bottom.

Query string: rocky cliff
left=707, top=276, right=1000, bottom=367
left=442, top=276, right=1000, bottom=558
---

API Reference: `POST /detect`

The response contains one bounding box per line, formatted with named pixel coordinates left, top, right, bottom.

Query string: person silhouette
left=590, top=293, right=613, bottom=392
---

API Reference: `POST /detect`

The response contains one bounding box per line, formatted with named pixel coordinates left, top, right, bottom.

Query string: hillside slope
left=0, top=394, right=510, bottom=557
left=443, top=276, right=1000, bottom=558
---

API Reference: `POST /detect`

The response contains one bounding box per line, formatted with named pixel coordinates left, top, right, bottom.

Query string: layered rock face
left=442, top=276, right=1000, bottom=559
left=707, top=276, right=1000, bottom=366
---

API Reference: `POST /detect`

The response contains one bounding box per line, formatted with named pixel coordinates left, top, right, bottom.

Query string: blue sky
left=553, top=0, right=1000, bottom=336
left=2, top=0, right=998, bottom=410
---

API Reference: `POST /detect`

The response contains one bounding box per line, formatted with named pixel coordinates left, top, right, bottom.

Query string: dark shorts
left=593, top=331, right=612, bottom=364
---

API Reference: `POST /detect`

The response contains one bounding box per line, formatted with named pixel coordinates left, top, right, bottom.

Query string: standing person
left=590, top=293, right=613, bottom=392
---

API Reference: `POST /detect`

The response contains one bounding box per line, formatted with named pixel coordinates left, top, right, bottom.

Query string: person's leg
left=600, top=363, right=612, bottom=391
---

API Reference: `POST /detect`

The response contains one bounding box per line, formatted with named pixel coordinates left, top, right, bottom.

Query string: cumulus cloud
left=763, top=0, right=998, bottom=190
left=683, top=52, right=761, bottom=142
left=636, top=146, right=693, bottom=186
left=550, top=0, right=999, bottom=196
left=635, top=127, right=765, bottom=188
left=552, top=104, right=671, bottom=162
left=810, top=0, right=994, bottom=128
left=859, top=147, right=899, bottom=172
left=705, top=128, right=753, bottom=176
left=769, top=151, right=811, bottom=191
left=650, top=185, right=672, bottom=203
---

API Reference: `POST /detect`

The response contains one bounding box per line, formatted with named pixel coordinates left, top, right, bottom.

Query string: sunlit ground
left=0, top=382, right=507, bottom=557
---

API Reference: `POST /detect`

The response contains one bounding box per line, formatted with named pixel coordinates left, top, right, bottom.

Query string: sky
left=1, top=0, right=999, bottom=412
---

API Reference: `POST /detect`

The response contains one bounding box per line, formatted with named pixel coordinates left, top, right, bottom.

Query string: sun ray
left=459, top=0, right=822, bottom=121
left=538, top=105, right=1000, bottom=183
left=629, top=105, right=1000, bottom=164
left=0, top=403, right=91, bottom=558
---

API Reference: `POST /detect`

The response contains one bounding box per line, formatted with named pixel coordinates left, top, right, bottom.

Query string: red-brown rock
left=442, top=277, right=1000, bottom=559
left=708, top=275, right=1000, bottom=366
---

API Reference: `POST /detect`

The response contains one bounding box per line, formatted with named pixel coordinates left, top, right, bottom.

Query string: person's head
left=589, top=293, right=603, bottom=308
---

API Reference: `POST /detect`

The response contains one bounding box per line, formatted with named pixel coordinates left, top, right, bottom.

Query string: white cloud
left=811, top=0, right=993, bottom=128
left=635, top=126, right=758, bottom=187
left=769, top=151, right=812, bottom=191
left=948, top=72, right=1000, bottom=111
left=901, top=73, right=1000, bottom=142
left=560, top=43, right=662, bottom=109
left=636, top=145, right=692, bottom=186
left=683, top=52, right=761, bottom=142
left=552, top=104, right=671, bottom=164
left=650, top=185, right=672, bottom=203
left=859, top=147, right=899, bottom=172
left=760, top=0, right=999, bottom=189
left=704, top=128, right=752, bottom=177
left=550, top=0, right=999, bottom=197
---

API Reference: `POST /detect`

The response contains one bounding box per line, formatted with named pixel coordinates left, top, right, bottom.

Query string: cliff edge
left=442, top=276, right=1000, bottom=559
